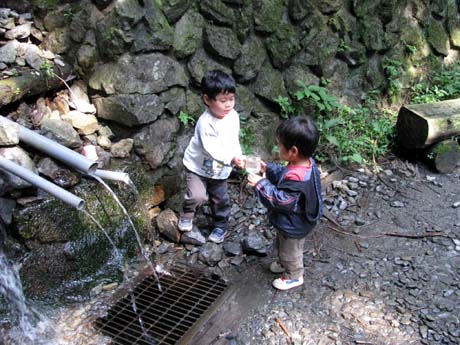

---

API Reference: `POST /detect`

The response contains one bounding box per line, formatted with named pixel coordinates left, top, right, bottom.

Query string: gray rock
left=0, top=146, right=35, bottom=194
left=161, top=0, right=191, bottom=23
left=0, top=197, right=15, bottom=224
left=133, top=117, right=180, bottom=169
left=93, top=93, right=164, bottom=127
left=204, top=25, right=241, bottom=60
left=160, top=87, right=186, bottom=116
left=40, top=118, right=82, bottom=149
left=242, top=231, right=268, bottom=255
left=200, top=0, right=235, bottom=26
left=89, top=53, right=187, bottom=95
left=199, top=242, right=224, bottom=266
left=37, top=157, right=80, bottom=188
left=173, top=10, right=204, bottom=59
left=233, top=35, right=266, bottom=83
left=110, top=139, right=133, bottom=158
left=253, top=0, right=284, bottom=33
left=4, top=22, right=31, bottom=40
left=223, top=241, right=243, bottom=256
left=265, top=23, right=300, bottom=68
left=156, top=208, right=180, bottom=243
left=0, top=118, right=19, bottom=145
left=186, top=48, right=231, bottom=85
left=181, top=227, right=206, bottom=246
left=251, top=62, right=288, bottom=102
left=0, top=39, right=19, bottom=64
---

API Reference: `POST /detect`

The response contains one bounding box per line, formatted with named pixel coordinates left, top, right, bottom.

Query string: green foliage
left=410, top=65, right=460, bottom=104
left=293, top=81, right=340, bottom=112
left=382, top=57, right=403, bottom=102
left=178, top=111, right=196, bottom=128
left=275, top=82, right=396, bottom=165
left=317, top=105, right=396, bottom=164
left=240, top=126, right=256, bottom=155
left=338, top=39, right=351, bottom=53
left=40, top=61, right=54, bottom=78
left=63, top=9, right=75, bottom=19
left=275, top=96, right=296, bottom=119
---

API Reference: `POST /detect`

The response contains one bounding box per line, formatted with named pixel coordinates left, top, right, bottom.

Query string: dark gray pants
left=276, top=232, right=305, bottom=279
left=182, top=169, right=230, bottom=230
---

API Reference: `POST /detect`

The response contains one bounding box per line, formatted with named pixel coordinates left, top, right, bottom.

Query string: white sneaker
left=178, top=216, right=193, bottom=232
left=269, top=261, right=285, bottom=274
left=272, top=276, right=304, bottom=290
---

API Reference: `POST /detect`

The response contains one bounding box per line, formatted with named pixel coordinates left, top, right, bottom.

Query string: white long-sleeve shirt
left=183, top=108, right=242, bottom=179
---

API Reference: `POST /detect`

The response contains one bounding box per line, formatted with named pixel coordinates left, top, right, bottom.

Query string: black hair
left=201, top=70, right=236, bottom=100
left=276, top=116, right=319, bottom=158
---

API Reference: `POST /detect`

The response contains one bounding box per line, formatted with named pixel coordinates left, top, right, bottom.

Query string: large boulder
left=133, top=116, right=180, bottom=169
left=89, top=53, right=187, bottom=95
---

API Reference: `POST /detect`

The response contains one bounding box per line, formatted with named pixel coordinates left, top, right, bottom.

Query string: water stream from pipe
left=81, top=210, right=155, bottom=344
left=89, top=174, right=161, bottom=291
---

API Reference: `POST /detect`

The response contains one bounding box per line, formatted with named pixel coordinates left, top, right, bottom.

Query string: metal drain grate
left=95, top=265, right=228, bottom=345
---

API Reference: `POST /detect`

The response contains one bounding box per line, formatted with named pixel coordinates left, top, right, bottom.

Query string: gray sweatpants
left=182, top=169, right=230, bottom=230
left=276, top=232, right=306, bottom=279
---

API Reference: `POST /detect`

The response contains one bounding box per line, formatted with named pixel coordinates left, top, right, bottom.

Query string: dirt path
left=222, top=158, right=460, bottom=345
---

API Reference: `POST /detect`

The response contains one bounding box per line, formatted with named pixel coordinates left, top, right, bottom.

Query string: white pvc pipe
left=93, top=169, right=131, bottom=185
left=0, top=158, right=85, bottom=210
left=0, top=116, right=97, bottom=174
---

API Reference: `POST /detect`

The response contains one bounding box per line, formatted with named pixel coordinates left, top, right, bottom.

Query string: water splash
left=0, top=249, right=53, bottom=345
left=82, top=210, right=155, bottom=344
left=89, top=174, right=161, bottom=291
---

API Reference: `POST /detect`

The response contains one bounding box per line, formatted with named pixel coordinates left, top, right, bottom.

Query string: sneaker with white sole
left=269, top=261, right=285, bottom=274
left=272, top=276, right=304, bottom=290
left=208, top=227, right=227, bottom=243
left=178, top=216, right=193, bottom=232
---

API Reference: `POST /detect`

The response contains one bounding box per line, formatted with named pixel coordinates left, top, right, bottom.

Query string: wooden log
left=396, top=99, right=460, bottom=148
left=426, top=139, right=460, bottom=174
left=0, top=63, right=73, bottom=107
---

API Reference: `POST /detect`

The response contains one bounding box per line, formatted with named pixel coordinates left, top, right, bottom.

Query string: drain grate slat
left=95, top=265, right=228, bottom=344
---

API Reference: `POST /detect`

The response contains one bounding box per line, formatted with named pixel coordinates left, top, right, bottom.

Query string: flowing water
left=90, top=174, right=161, bottom=291
left=0, top=249, right=54, bottom=345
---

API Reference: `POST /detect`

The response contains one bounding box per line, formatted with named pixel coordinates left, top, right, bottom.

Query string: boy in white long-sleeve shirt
left=179, top=70, right=245, bottom=243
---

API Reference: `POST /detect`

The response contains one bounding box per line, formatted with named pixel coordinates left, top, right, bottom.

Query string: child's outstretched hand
left=247, top=172, right=264, bottom=186
left=232, top=156, right=245, bottom=169
left=259, top=161, right=267, bottom=174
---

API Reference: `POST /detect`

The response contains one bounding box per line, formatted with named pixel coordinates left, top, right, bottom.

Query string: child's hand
left=232, top=156, right=245, bottom=169
left=260, top=161, right=267, bottom=173
left=247, top=172, right=264, bottom=186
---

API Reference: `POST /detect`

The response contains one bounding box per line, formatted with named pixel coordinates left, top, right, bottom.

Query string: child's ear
left=203, top=94, right=210, bottom=106
left=290, top=146, right=299, bottom=156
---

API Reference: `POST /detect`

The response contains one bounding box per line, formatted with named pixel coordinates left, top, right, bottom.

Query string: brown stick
left=276, top=318, right=293, bottom=344
left=327, top=224, right=446, bottom=239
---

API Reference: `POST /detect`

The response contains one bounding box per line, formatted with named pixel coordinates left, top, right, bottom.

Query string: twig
left=276, top=318, right=293, bottom=344
left=327, top=224, right=447, bottom=240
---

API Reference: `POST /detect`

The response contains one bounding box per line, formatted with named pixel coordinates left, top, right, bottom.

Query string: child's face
left=204, top=91, right=235, bottom=119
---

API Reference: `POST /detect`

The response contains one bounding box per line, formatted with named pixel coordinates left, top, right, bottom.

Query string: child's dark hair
left=276, top=116, right=319, bottom=158
left=201, top=70, right=236, bottom=100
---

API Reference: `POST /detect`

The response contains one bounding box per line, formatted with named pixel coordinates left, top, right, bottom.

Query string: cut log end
left=396, top=106, right=429, bottom=148
left=427, top=139, right=460, bottom=174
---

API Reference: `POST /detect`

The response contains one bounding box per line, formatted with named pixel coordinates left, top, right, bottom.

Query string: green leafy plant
left=338, top=39, right=351, bottom=53
left=382, top=57, right=403, bottom=102
left=240, top=127, right=256, bottom=155
left=275, top=96, right=296, bottom=119
left=275, top=82, right=396, bottom=165
left=63, top=9, right=74, bottom=19
left=178, top=111, right=196, bottom=128
left=410, top=65, right=460, bottom=104
left=40, top=61, right=54, bottom=78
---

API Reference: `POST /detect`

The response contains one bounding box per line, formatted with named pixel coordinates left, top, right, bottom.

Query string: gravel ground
left=233, top=158, right=460, bottom=345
